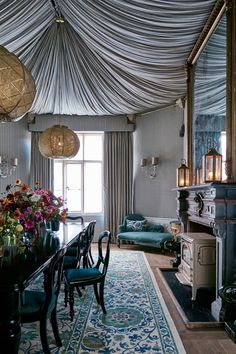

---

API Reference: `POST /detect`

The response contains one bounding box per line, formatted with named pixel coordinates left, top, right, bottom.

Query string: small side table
left=164, top=239, right=181, bottom=268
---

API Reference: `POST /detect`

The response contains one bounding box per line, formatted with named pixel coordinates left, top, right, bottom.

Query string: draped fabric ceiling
left=195, top=13, right=226, bottom=116
left=0, top=0, right=217, bottom=117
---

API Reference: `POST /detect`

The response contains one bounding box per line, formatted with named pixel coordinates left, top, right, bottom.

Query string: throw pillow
left=126, top=219, right=147, bottom=231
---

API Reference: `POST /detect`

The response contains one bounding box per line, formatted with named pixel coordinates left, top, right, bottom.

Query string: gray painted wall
left=0, top=107, right=184, bottom=222
left=0, top=117, right=31, bottom=192
left=133, top=105, right=184, bottom=218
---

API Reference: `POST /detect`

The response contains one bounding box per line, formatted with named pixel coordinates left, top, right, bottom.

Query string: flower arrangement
left=0, top=179, right=67, bottom=245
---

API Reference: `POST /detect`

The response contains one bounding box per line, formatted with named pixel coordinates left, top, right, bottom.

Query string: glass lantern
left=176, top=159, right=190, bottom=187
left=203, top=147, right=222, bottom=183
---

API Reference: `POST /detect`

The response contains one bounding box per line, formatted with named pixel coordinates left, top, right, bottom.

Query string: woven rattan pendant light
left=0, top=46, right=36, bottom=122
left=38, top=125, right=80, bottom=159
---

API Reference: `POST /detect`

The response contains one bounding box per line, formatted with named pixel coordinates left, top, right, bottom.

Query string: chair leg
left=64, top=283, right=68, bottom=307
left=51, top=307, right=62, bottom=347
left=75, top=285, right=83, bottom=297
left=99, top=282, right=107, bottom=314
left=69, top=286, right=75, bottom=321
left=40, top=318, right=50, bottom=354
left=93, top=283, right=100, bottom=305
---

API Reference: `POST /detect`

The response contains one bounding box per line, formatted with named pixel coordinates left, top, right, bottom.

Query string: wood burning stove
left=176, top=232, right=216, bottom=301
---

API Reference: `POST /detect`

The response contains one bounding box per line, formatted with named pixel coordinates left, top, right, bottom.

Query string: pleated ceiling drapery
left=0, top=0, right=217, bottom=116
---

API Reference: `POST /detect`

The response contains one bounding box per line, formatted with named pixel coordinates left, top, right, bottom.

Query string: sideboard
left=174, top=183, right=236, bottom=321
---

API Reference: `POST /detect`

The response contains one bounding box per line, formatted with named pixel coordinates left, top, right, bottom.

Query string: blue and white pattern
left=19, top=251, right=186, bottom=353
left=126, top=220, right=147, bottom=231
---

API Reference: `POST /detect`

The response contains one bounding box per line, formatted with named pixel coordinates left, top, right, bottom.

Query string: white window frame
left=54, top=132, right=104, bottom=216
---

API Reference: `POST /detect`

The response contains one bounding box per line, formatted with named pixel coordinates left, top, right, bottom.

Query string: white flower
left=30, top=194, right=41, bottom=203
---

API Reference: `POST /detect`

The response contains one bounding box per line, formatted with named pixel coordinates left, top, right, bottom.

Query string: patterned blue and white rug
left=19, top=251, right=186, bottom=353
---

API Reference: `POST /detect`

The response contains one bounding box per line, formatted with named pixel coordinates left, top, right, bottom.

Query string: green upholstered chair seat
left=21, top=291, right=57, bottom=317
left=21, top=290, right=46, bottom=315
left=65, top=268, right=102, bottom=284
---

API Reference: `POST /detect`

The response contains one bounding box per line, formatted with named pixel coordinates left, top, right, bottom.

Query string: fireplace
left=175, top=183, right=236, bottom=321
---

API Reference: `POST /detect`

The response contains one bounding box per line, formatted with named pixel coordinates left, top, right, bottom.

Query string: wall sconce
left=141, top=157, right=159, bottom=178
left=0, top=156, right=18, bottom=178
left=203, top=147, right=222, bottom=183
left=176, top=159, right=190, bottom=187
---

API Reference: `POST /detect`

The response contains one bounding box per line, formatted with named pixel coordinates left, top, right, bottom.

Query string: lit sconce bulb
left=141, top=156, right=159, bottom=178
left=11, top=158, right=18, bottom=167
left=140, top=158, right=147, bottom=167
left=151, top=157, right=159, bottom=166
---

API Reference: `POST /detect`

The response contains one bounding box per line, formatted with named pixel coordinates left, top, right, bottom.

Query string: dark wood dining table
left=0, top=221, right=85, bottom=354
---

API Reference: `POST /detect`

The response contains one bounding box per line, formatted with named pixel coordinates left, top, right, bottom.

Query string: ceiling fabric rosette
left=0, top=0, right=217, bottom=116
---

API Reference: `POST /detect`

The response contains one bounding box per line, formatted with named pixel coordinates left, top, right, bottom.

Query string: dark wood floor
left=109, top=243, right=236, bottom=354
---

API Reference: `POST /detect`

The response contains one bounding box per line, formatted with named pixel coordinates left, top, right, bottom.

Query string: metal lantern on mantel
left=0, top=46, right=36, bottom=122
left=203, top=147, right=222, bottom=183
left=38, top=125, right=80, bottom=159
left=176, top=159, right=190, bottom=187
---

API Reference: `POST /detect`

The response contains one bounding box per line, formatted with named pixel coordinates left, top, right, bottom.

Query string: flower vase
left=51, top=220, right=60, bottom=232
left=44, top=220, right=52, bottom=232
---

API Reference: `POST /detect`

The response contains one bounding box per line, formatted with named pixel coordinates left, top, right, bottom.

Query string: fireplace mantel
left=174, top=183, right=236, bottom=320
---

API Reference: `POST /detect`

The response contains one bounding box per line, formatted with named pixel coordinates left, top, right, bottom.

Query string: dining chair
left=64, top=230, right=111, bottom=321
left=64, top=220, right=96, bottom=268
left=20, top=245, right=67, bottom=354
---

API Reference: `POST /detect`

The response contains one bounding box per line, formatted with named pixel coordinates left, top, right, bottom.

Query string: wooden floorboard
left=107, top=243, right=236, bottom=354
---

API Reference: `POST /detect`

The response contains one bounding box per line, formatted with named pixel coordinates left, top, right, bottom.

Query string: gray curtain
left=104, top=132, right=133, bottom=241
left=30, top=132, right=54, bottom=190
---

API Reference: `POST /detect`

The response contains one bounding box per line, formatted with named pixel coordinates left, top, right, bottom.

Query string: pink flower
left=24, top=219, right=35, bottom=230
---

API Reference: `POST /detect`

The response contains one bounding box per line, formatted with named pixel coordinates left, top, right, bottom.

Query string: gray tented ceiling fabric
left=0, top=0, right=216, bottom=116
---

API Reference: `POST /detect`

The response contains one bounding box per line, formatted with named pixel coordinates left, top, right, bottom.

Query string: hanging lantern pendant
left=0, top=46, right=36, bottom=122
left=176, top=159, right=190, bottom=187
left=203, top=147, right=222, bottom=183
left=38, top=125, right=80, bottom=159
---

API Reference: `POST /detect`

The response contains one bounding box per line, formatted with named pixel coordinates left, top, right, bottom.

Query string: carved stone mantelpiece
left=174, top=182, right=236, bottom=320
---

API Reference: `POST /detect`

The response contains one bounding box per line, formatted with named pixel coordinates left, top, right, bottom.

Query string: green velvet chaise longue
left=117, top=214, right=173, bottom=251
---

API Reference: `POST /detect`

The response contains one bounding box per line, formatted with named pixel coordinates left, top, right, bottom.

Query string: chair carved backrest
left=43, top=245, right=67, bottom=312
left=83, top=220, right=96, bottom=267
left=85, top=220, right=96, bottom=244
left=75, top=230, right=88, bottom=268
left=95, top=230, right=111, bottom=276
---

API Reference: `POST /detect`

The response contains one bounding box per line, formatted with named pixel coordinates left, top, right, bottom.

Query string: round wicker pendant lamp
left=38, top=125, right=80, bottom=159
left=0, top=46, right=36, bottom=122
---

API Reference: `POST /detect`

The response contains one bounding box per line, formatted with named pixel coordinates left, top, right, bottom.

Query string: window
left=54, top=133, right=103, bottom=214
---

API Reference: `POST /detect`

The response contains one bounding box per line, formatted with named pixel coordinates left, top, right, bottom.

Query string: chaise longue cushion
left=117, top=214, right=173, bottom=250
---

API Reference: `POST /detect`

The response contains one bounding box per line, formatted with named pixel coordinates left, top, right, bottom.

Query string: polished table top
left=0, top=221, right=85, bottom=289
